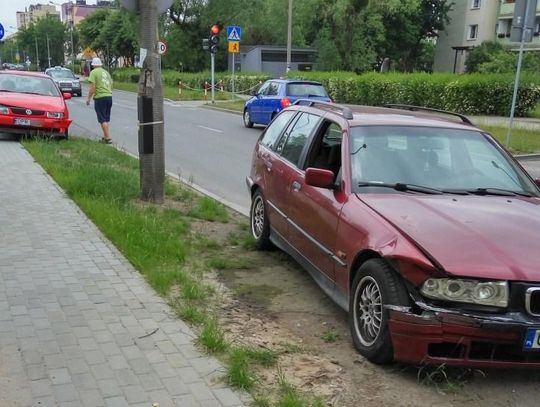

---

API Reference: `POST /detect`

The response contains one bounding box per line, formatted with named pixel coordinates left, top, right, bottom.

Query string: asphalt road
left=65, top=87, right=540, bottom=215
left=67, top=86, right=262, bottom=215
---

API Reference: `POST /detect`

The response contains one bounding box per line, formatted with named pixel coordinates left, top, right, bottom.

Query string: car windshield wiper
left=357, top=181, right=443, bottom=195
left=466, top=187, right=533, bottom=197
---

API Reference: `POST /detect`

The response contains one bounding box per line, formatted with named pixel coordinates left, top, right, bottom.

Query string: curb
left=202, top=104, right=243, bottom=115
left=515, top=153, right=540, bottom=160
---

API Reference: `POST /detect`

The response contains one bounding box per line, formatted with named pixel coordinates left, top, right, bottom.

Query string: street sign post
left=227, top=26, right=242, bottom=101
left=506, top=0, right=538, bottom=147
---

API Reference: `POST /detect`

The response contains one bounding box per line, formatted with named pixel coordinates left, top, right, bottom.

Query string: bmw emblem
left=25, top=109, right=32, bottom=115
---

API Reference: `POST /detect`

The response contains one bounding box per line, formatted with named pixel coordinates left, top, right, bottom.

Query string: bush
left=287, top=71, right=540, bottom=117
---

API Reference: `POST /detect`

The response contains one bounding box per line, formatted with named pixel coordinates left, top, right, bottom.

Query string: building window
left=471, top=0, right=481, bottom=9
left=468, top=24, right=479, bottom=40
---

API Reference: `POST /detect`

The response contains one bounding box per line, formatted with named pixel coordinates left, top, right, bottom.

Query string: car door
left=255, top=110, right=298, bottom=236
left=249, top=81, right=270, bottom=124
left=287, top=120, right=346, bottom=282
left=260, top=81, right=281, bottom=125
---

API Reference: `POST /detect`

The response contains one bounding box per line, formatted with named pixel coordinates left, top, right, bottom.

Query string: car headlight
left=420, top=278, right=508, bottom=307
left=72, top=81, right=80, bottom=87
left=0, top=106, right=8, bottom=115
left=47, top=112, right=64, bottom=119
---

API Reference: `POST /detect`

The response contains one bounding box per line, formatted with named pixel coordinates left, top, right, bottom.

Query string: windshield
left=286, top=83, right=328, bottom=97
left=350, top=126, right=538, bottom=196
left=48, top=70, right=76, bottom=79
left=0, top=74, right=61, bottom=97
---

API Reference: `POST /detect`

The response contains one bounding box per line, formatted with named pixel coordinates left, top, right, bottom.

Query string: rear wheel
left=250, top=189, right=272, bottom=249
left=349, top=258, right=410, bottom=364
left=243, top=109, right=254, bottom=128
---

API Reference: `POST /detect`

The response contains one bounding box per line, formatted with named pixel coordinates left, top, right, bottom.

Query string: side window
left=260, top=111, right=295, bottom=150
left=279, top=113, right=320, bottom=167
left=266, top=82, right=279, bottom=96
left=257, top=82, right=270, bottom=95
left=308, top=121, right=343, bottom=177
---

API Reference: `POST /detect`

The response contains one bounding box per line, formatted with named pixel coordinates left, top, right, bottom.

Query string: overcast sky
left=1, top=1, right=98, bottom=35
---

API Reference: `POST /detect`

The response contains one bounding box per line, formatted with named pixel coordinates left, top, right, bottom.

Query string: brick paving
left=0, top=139, right=246, bottom=407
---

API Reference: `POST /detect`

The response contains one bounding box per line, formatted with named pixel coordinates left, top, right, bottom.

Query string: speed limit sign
left=157, top=40, right=167, bottom=55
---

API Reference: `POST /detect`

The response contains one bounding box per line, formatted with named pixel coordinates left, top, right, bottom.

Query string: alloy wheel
left=353, top=276, right=383, bottom=347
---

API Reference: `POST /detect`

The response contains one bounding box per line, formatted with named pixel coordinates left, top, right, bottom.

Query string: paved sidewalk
left=0, top=138, right=246, bottom=407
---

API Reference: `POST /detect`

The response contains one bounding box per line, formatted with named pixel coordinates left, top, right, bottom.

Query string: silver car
left=45, top=66, right=82, bottom=97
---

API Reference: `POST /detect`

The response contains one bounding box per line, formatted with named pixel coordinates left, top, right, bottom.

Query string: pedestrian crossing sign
left=227, top=26, right=242, bottom=42
left=228, top=41, right=240, bottom=53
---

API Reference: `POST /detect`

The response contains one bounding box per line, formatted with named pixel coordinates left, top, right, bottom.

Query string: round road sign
left=157, top=40, right=167, bottom=55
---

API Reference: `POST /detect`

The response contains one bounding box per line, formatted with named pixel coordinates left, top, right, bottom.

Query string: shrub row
left=111, top=68, right=540, bottom=116
left=286, top=71, right=540, bottom=117
left=112, top=68, right=270, bottom=94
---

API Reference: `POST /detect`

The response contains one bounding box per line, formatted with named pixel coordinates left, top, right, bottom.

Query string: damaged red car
left=246, top=101, right=540, bottom=368
left=0, top=70, right=72, bottom=139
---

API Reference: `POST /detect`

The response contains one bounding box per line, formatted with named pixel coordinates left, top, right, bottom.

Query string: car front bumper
left=0, top=116, right=71, bottom=136
left=388, top=303, right=540, bottom=368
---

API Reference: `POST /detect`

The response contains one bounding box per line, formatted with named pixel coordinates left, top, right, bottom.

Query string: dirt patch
left=189, top=211, right=540, bottom=406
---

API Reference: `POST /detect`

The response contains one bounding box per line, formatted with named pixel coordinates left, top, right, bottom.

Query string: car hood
left=357, top=193, right=540, bottom=281
left=1, top=92, right=65, bottom=111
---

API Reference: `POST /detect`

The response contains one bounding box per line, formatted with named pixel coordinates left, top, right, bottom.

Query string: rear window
left=286, top=83, right=328, bottom=98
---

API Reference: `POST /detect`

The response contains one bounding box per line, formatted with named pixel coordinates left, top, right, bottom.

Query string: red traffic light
left=211, top=24, right=221, bottom=35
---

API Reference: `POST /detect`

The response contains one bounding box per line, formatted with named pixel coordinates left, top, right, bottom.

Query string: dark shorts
left=94, top=96, right=112, bottom=124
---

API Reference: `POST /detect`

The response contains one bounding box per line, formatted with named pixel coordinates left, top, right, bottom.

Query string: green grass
left=320, top=328, right=339, bottom=343
left=207, top=255, right=252, bottom=270
left=210, top=100, right=246, bottom=112
left=483, top=125, right=540, bottom=154
left=24, top=137, right=326, bottom=406
left=530, top=102, right=540, bottom=119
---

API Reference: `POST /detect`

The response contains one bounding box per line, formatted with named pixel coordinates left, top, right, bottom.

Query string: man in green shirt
left=86, top=57, right=113, bottom=144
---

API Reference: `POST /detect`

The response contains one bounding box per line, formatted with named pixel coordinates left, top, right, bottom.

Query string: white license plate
left=14, top=118, right=31, bottom=126
left=63, top=88, right=72, bottom=91
left=524, top=328, right=540, bottom=349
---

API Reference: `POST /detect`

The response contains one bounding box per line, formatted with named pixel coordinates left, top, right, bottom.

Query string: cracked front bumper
left=388, top=304, right=540, bottom=368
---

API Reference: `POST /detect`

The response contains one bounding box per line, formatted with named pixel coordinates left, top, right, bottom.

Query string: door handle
left=292, top=181, right=301, bottom=192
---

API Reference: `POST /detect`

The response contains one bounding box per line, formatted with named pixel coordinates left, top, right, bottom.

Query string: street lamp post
left=46, top=34, right=51, bottom=67
left=35, top=36, right=40, bottom=71
left=286, top=0, right=293, bottom=73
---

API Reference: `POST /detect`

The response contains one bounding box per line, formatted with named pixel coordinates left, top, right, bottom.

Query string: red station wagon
left=0, top=70, right=72, bottom=139
left=246, top=101, right=540, bottom=368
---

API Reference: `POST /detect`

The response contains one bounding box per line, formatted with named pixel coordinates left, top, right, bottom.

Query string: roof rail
left=293, top=99, right=353, bottom=120
left=384, top=104, right=473, bottom=125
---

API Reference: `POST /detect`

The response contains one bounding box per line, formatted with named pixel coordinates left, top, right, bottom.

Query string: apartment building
left=60, top=1, right=114, bottom=26
left=16, top=4, right=60, bottom=29
left=434, top=0, right=540, bottom=73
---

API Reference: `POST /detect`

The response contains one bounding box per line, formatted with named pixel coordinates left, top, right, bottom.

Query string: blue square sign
left=227, top=26, right=241, bottom=42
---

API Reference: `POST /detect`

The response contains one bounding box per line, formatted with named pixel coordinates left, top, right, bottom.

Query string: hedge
left=111, top=68, right=540, bottom=116
left=286, top=71, right=540, bottom=117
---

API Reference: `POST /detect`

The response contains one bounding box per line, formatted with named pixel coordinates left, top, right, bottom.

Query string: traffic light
left=209, top=23, right=222, bottom=54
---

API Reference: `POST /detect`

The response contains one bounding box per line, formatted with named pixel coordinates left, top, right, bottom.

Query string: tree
left=465, top=41, right=506, bottom=73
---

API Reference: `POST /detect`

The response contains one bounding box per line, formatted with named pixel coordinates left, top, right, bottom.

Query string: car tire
left=349, top=258, right=410, bottom=364
left=250, top=189, right=272, bottom=250
left=243, top=109, right=254, bottom=128
left=63, top=129, right=69, bottom=140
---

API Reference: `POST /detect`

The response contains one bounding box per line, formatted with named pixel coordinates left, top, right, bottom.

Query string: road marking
left=197, top=125, right=223, bottom=133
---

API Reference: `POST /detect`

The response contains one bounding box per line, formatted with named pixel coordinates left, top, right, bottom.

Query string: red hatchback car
left=247, top=101, right=540, bottom=368
left=0, top=70, right=72, bottom=139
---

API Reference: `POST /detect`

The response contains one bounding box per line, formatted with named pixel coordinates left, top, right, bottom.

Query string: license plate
left=524, top=328, right=540, bottom=349
left=14, top=118, right=31, bottom=126
left=63, top=88, right=72, bottom=91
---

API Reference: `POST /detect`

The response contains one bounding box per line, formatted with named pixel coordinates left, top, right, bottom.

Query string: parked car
left=243, top=79, right=331, bottom=128
left=45, top=66, right=82, bottom=97
left=0, top=70, right=72, bottom=139
left=246, top=100, right=540, bottom=368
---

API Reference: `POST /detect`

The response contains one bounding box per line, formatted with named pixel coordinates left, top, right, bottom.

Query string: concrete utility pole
left=138, top=0, right=165, bottom=203
left=286, top=0, right=293, bottom=73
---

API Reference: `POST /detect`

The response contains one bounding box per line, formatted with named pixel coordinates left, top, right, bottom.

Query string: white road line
left=197, top=125, right=223, bottom=133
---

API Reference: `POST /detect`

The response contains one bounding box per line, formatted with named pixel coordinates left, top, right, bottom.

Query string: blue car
left=243, top=79, right=332, bottom=128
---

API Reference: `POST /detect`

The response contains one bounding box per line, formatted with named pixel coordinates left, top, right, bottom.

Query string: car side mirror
left=305, top=168, right=335, bottom=189
left=535, top=178, right=540, bottom=188
left=63, top=92, right=72, bottom=100
left=75, top=76, right=79, bottom=80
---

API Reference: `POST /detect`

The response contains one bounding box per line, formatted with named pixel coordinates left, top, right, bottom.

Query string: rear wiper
left=466, top=187, right=533, bottom=197
left=357, top=181, right=443, bottom=195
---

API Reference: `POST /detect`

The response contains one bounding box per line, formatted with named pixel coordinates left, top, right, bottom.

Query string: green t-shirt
left=88, top=67, right=113, bottom=99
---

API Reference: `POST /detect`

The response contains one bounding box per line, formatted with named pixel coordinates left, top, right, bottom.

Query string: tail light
left=280, top=98, right=291, bottom=108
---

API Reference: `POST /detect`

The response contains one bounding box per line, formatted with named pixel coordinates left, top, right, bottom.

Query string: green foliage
left=466, top=41, right=540, bottom=74
left=320, top=328, right=339, bottom=343
left=187, top=197, right=229, bottom=222
left=198, top=318, right=227, bottom=354
left=288, top=71, right=540, bottom=116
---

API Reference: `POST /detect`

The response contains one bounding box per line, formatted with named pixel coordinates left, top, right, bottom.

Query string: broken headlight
left=420, top=278, right=508, bottom=308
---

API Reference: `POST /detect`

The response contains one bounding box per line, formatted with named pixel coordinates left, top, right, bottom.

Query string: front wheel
left=349, top=258, right=409, bottom=364
left=243, top=109, right=254, bottom=128
left=250, top=189, right=272, bottom=249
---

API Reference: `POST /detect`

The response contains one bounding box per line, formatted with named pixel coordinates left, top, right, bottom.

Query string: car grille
left=59, top=81, right=72, bottom=87
left=11, top=108, right=45, bottom=116
left=525, top=288, right=540, bottom=316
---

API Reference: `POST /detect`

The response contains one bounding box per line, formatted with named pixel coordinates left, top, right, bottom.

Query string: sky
left=1, top=1, right=98, bottom=36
